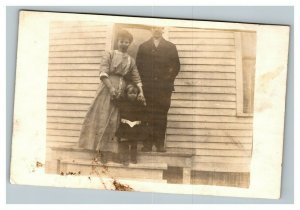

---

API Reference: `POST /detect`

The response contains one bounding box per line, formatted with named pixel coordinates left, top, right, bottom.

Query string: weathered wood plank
left=47, top=141, right=77, bottom=148
left=172, top=38, right=235, bottom=45
left=48, top=77, right=236, bottom=87
left=166, top=141, right=252, bottom=150
left=50, top=25, right=107, bottom=33
left=178, top=51, right=235, bottom=58
left=169, top=31, right=234, bottom=38
left=175, top=79, right=236, bottom=87
left=177, top=71, right=235, bottom=79
left=48, top=76, right=100, bottom=84
left=47, top=120, right=252, bottom=131
left=47, top=103, right=90, bottom=111
left=50, top=38, right=107, bottom=46
left=48, top=123, right=82, bottom=130
left=47, top=90, right=96, bottom=97
left=47, top=129, right=80, bottom=137
left=47, top=96, right=93, bottom=104
left=167, top=115, right=252, bottom=123
left=47, top=100, right=235, bottom=110
left=50, top=21, right=107, bottom=27
left=47, top=117, right=84, bottom=124
left=171, top=93, right=236, bottom=101
left=179, top=58, right=235, bottom=65
left=167, top=121, right=251, bottom=130
left=49, top=57, right=101, bottom=64
left=170, top=100, right=236, bottom=109
left=48, top=70, right=99, bottom=77
left=167, top=135, right=252, bottom=143
left=167, top=128, right=252, bottom=136
left=50, top=32, right=107, bottom=40
left=192, top=162, right=250, bottom=172
left=47, top=91, right=236, bottom=102
left=49, top=50, right=104, bottom=58
left=47, top=135, right=79, bottom=143
left=176, top=45, right=235, bottom=52
left=48, top=63, right=100, bottom=70
left=169, top=28, right=231, bottom=32
left=49, top=44, right=106, bottom=52
left=174, top=86, right=236, bottom=94
left=180, top=65, right=235, bottom=72
left=47, top=83, right=236, bottom=93
left=168, top=107, right=236, bottom=116
left=47, top=109, right=238, bottom=118
left=193, top=156, right=251, bottom=164
left=48, top=83, right=98, bottom=91
left=48, top=70, right=236, bottom=80
left=47, top=110, right=86, bottom=118
left=194, top=149, right=252, bottom=157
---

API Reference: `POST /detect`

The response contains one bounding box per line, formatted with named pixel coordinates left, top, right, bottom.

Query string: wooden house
left=46, top=21, right=256, bottom=187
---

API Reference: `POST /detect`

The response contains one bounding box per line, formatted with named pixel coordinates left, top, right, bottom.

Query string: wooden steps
left=59, top=159, right=168, bottom=181
left=47, top=145, right=192, bottom=183
left=137, top=151, right=192, bottom=168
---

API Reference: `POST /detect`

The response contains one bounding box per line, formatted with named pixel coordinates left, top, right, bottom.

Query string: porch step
left=50, top=146, right=97, bottom=160
left=137, top=151, right=192, bottom=168
left=59, top=159, right=168, bottom=181
left=50, top=146, right=193, bottom=168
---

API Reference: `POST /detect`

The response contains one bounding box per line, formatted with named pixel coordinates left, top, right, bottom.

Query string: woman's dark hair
left=126, top=83, right=139, bottom=94
left=117, top=29, right=133, bottom=43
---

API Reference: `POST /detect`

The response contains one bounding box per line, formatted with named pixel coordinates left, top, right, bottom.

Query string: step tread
left=137, top=151, right=193, bottom=157
left=61, top=158, right=168, bottom=170
left=51, top=146, right=193, bottom=157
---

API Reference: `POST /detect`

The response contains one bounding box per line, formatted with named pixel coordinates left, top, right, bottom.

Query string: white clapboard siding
left=176, top=45, right=235, bottom=52
left=167, top=135, right=252, bottom=143
left=49, top=44, right=106, bottom=52
left=48, top=63, right=100, bottom=70
left=180, top=65, right=235, bottom=72
left=177, top=71, right=235, bottom=79
left=169, top=31, right=235, bottom=39
left=178, top=51, right=236, bottom=58
left=166, top=141, right=252, bottom=150
left=167, top=121, right=251, bottom=130
left=50, top=32, right=107, bottom=40
left=171, top=93, right=236, bottom=101
left=167, top=28, right=253, bottom=173
left=46, top=24, right=254, bottom=174
left=46, top=21, right=109, bottom=151
left=49, top=50, right=105, bottom=58
left=179, top=58, right=235, bottom=65
left=167, top=115, right=252, bottom=123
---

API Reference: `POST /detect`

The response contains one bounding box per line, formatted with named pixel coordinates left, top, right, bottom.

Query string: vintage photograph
left=45, top=20, right=256, bottom=187
left=10, top=11, right=289, bottom=198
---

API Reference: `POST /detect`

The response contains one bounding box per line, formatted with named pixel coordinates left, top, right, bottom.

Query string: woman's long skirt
left=78, top=75, right=126, bottom=152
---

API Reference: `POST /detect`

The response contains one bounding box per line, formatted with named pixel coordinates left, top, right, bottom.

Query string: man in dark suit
left=136, top=27, right=180, bottom=152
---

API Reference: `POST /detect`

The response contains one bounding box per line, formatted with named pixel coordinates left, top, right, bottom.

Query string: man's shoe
left=121, top=160, right=130, bottom=166
left=100, top=156, right=108, bottom=164
left=130, top=159, right=137, bottom=164
left=141, top=147, right=152, bottom=152
left=156, top=146, right=166, bottom=153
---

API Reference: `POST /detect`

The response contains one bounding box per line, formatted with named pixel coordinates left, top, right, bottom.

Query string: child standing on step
left=115, top=84, right=147, bottom=166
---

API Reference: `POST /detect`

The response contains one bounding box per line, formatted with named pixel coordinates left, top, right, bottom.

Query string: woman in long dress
left=78, top=30, right=145, bottom=163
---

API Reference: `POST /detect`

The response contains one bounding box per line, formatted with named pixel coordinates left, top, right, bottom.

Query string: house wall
left=46, top=22, right=254, bottom=175
left=167, top=27, right=253, bottom=173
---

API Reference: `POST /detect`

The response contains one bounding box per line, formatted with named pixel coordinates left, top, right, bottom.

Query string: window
left=235, top=32, right=256, bottom=116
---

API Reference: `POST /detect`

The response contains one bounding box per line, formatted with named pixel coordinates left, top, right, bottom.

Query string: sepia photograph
left=10, top=10, right=289, bottom=199
left=45, top=20, right=256, bottom=188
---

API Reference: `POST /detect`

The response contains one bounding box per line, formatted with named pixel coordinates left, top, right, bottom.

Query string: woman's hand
left=109, top=87, right=118, bottom=100
left=137, top=93, right=146, bottom=106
